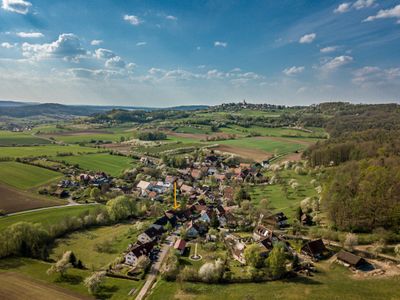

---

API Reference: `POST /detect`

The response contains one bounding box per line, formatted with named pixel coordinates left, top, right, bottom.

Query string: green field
left=149, top=262, right=400, bottom=300
left=216, top=137, right=309, bottom=155
left=52, top=153, right=136, bottom=176
left=51, top=223, right=145, bottom=269
left=0, top=205, right=98, bottom=231
left=0, top=131, right=51, bottom=146
left=45, top=132, right=133, bottom=144
left=0, top=162, right=62, bottom=189
left=220, top=125, right=327, bottom=138
left=0, top=258, right=142, bottom=300
left=0, top=145, right=100, bottom=158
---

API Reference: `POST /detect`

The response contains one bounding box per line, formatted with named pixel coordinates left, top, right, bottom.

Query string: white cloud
left=91, top=40, right=103, bottom=46
left=364, top=5, right=400, bottom=22
left=1, top=42, right=15, bottom=48
left=353, top=0, right=375, bottom=10
left=123, top=14, right=142, bottom=26
left=334, top=3, right=351, bottom=13
left=321, top=55, right=353, bottom=70
left=16, top=32, right=44, bottom=38
left=352, top=66, right=400, bottom=86
left=22, top=33, right=86, bottom=61
left=136, top=41, right=147, bottom=46
left=94, top=48, right=116, bottom=59
left=1, top=0, right=31, bottom=14
left=283, top=66, right=305, bottom=76
left=214, top=41, right=228, bottom=47
left=299, top=33, right=316, bottom=44
left=320, top=46, right=337, bottom=53
left=105, top=56, right=126, bottom=69
left=166, top=15, right=177, bottom=21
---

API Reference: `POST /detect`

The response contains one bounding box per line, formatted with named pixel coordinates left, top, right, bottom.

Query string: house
left=137, top=180, right=152, bottom=195
left=253, top=225, right=271, bottom=241
left=165, top=175, right=176, bottom=184
left=124, top=241, right=155, bottom=266
left=52, top=188, right=69, bottom=198
left=137, top=224, right=164, bottom=244
left=173, top=239, right=187, bottom=255
left=215, top=174, right=226, bottom=182
left=191, top=169, right=202, bottom=180
left=264, top=212, right=288, bottom=229
left=301, top=239, right=327, bottom=259
left=180, top=184, right=194, bottom=194
left=185, top=221, right=207, bottom=238
left=199, top=209, right=213, bottom=223
left=336, top=250, right=367, bottom=268
left=218, top=211, right=237, bottom=228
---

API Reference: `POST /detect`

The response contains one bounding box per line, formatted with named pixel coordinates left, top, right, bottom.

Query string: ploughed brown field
left=214, top=144, right=272, bottom=162
left=0, top=272, right=90, bottom=300
left=0, top=184, right=64, bottom=214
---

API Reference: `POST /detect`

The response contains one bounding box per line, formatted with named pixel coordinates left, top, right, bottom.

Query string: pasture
left=0, top=184, right=64, bottom=214
left=41, top=131, right=132, bottom=144
left=0, top=131, right=51, bottom=146
left=149, top=262, right=400, bottom=300
left=0, top=145, right=100, bottom=158
left=0, top=162, right=62, bottom=189
left=0, top=205, right=98, bottom=231
left=52, top=153, right=136, bottom=176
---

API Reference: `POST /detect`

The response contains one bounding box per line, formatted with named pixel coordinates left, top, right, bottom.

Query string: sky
left=0, top=0, right=399, bottom=107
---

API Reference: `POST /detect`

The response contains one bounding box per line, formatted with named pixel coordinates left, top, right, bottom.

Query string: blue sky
left=0, top=0, right=399, bottom=106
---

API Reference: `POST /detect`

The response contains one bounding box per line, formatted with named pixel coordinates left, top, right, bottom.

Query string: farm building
left=173, top=239, right=187, bottom=255
left=301, top=239, right=328, bottom=259
left=337, top=250, right=367, bottom=268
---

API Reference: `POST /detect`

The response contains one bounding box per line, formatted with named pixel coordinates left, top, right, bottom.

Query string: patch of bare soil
left=280, top=152, right=303, bottom=162
left=352, top=259, right=400, bottom=279
left=0, top=272, right=91, bottom=300
left=213, top=145, right=272, bottom=162
left=0, top=184, right=64, bottom=214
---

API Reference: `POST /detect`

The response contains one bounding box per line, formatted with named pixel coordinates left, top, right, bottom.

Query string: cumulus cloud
left=283, top=66, right=305, bottom=76
left=94, top=48, right=116, bottom=59
left=105, top=56, right=127, bottom=69
left=16, top=32, right=44, bottom=38
left=334, top=3, right=351, bottom=13
left=214, top=41, right=228, bottom=47
left=353, top=66, right=400, bottom=86
left=136, top=41, right=147, bottom=46
left=1, top=42, right=15, bottom=48
left=320, top=46, right=337, bottom=53
left=353, top=0, right=375, bottom=10
left=123, top=14, right=142, bottom=26
left=91, top=39, right=103, bottom=46
left=166, top=15, right=177, bottom=21
left=22, top=33, right=86, bottom=61
left=364, top=5, right=400, bottom=23
left=321, top=55, right=353, bottom=70
left=1, top=0, right=31, bottom=14
left=299, top=33, right=316, bottom=44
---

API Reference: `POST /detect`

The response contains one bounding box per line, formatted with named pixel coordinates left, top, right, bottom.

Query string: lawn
left=0, top=131, right=51, bottom=146
left=0, top=258, right=142, bottom=300
left=50, top=223, right=145, bottom=270
left=52, top=153, right=136, bottom=176
left=0, top=161, right=62, bottom=189
left=0, top=145, right=100, bottom=158
left=148, top=262, right=400, bottom=300
left=0, top=205, right=98, bottom=231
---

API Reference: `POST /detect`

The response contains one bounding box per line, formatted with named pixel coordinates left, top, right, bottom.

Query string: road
left=135, top=235, right=174, bottom=300
left=3, top=202, right=99, bottom=217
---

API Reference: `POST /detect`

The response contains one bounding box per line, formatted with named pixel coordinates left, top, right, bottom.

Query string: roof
left=143, top=225, right=163, bottom=239
left=137, top=180, right=151, bottom=190
left=301, top=239, right=327, bottom=256
left=337, top=250, right=365, bottom=266
left=129, top=240, right=155, bottom=257
left=191, top=169, right=202, bottom=179
left=181, top=184, right=194, bottom=193
left=173, top=239, right=187, bottom=251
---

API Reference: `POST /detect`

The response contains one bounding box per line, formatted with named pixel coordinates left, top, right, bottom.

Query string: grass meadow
left=0, top=145, right=100, bottom=158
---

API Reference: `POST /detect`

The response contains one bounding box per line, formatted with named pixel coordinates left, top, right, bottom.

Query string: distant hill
left=0, top=101, right=209, bottom=118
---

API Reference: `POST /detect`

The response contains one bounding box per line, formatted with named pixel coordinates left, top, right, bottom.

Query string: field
left=50, top=223, right=144, bottom=269
left=0, top=145, right=100, bottom=158
left=149, top=262, right=400, bottom=300
left=0, top=184, right=64, bottom=214
left=0, top=162, right=62, bottom=190
left=40, top=130, right=133, bottom=144
left=52, top=153, right=136, bottom=176
left=0, top=205, right=98, bottom=231
left=0, top=258, right=141, bottom=300
left=0, top=131, right=51, bottom=146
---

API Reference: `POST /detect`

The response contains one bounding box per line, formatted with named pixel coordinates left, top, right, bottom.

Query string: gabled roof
left=301, top=239, right=327, bottom=256
left=174, top=239, right=187, bottom=251
left=137, top=180, right=151, bottom=190
left=337, top=250, right=365, bottom=267
left=143, top=224, right=163, bottom=239
left=129, top=240, right=156, bottom=257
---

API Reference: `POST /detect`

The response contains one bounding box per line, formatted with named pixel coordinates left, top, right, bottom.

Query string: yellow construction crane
left=173, top=181, right=180, bottom=210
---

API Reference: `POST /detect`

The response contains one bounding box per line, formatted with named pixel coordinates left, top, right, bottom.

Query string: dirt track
left=0, top=272, right=91, bottom=300
left=0, top=184, right=64, bottom=214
